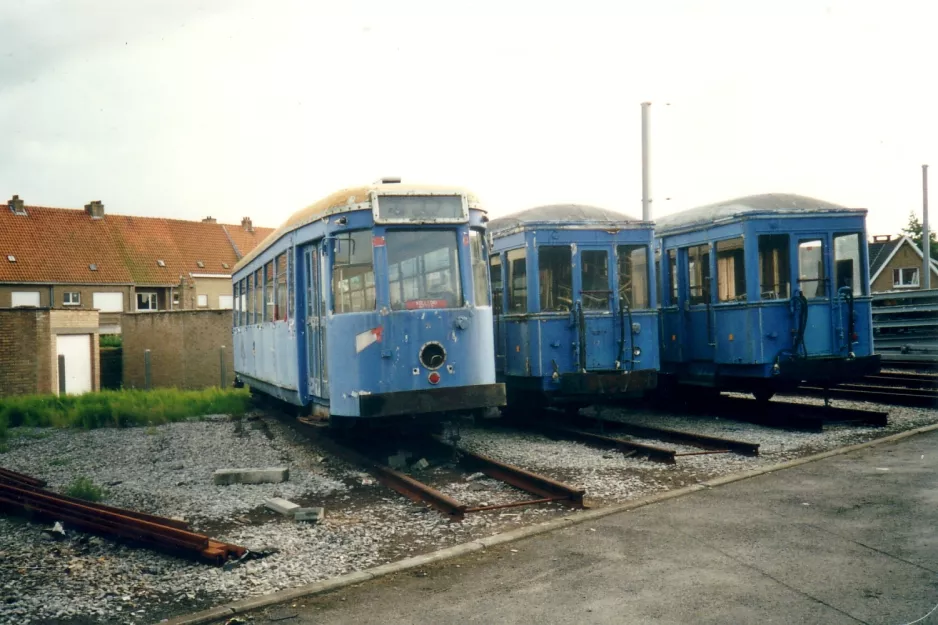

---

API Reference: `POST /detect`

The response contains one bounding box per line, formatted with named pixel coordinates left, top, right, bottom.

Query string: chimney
left=241, top=217, right=253, bottom=232
left=8, top=195, right=26, bottom=215
left=872, top=235, right=892, bottom=242
left=202, top=216, right=217, bottom=223
left=85, top=200, right=105, bottom=219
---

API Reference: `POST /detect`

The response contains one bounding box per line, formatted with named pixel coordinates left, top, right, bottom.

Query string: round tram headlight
left=419, top=342, right=446, bottom=370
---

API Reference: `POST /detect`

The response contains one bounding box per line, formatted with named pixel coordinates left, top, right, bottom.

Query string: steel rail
left=798, top=385, right=938, bottom=409
left=535, top=424, right=677, bottom=464
left=586, top=419, right=760, bottom=456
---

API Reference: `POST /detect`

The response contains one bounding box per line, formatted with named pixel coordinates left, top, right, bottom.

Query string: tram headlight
left=419, top=342, right=446, bottom=370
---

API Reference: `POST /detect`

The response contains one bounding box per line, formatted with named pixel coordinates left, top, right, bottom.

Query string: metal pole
left=924, top=164, right=931, bottom=290
left=58, top=354, right=66, bottom=395
left=220, top=346, right=227, bottom=388
left=144, top=349, right=151, bottom=390
left=641, top=102, right=652, bottom=221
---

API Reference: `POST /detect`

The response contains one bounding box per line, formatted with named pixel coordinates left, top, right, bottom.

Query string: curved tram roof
left=654, top=193, right=867, bottom=236
left=235, top=182, right=482, bottom=273
left=488, top=204, right=648, bottom=236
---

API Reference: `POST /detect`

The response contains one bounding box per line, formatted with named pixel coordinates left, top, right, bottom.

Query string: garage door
left=56, top=334, right=93, bottom=395
left=12, top=291, right=40, bottom=307
left=92, top=292, right=124, bottom=312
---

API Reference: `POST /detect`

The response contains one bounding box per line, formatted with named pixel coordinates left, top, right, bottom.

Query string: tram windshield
left=387, top=230, right=463, bottom=310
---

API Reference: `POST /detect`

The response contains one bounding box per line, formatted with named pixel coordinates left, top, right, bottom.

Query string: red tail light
left=428, top=372, right=441, bottom=385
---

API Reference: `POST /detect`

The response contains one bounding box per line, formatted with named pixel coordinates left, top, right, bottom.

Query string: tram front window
left=387, top=230, right=463, bottom=310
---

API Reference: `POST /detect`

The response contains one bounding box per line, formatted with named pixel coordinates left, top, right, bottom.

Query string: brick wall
left=0, top=308, right=53, bottom=396
left=122, top=310, right=234, bottom=390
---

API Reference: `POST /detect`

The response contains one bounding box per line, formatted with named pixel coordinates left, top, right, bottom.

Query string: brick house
left=0, top=196, right=272, bottom=332
left=868, top=234, right=938, bottom=293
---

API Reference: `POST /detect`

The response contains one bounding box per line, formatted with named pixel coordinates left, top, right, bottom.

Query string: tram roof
left=234, top=182, right=482, bottom=272
left=654, top=193, right=867, bottom=236
left=488, top=204, right=647, bottom=236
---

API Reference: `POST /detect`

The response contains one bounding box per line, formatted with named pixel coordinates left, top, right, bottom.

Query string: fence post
left=220, top=345, right=227, bottom=388
left=58, top=354, right=66, bottom=395
left=144, top=349, right=151, bottom=390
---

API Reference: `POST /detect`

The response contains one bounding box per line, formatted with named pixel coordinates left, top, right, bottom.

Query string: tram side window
left=263, top=261, right=274, bottom=321
left=233, top=282, right=240, bottom=326
left=254, top=269, right=263, bottom=322
left=668, top=249, right=677, bottom=304
left=246, top=273, right=255, bottom=324
left=333, top=230, right=376, bottom=314
left=758, top=235, right=790, bottom=300
left=539, top=246, right=572, bottom=312
left=469, top=230, right=491, bottom=306
left=716, top=238, right=746, bottom=302
left=275, top=253, right=288, bottom=321
left=490, top=255, right=503, bottom=315
left=798, top=239, right=827, bottom=298
left=239, top=279, right=247, bottom=325
left=287, top=251, right=295, bottom=320
left=617, top=244, right=649, bottom=309
left=507, top=249, right=527, bottom=312
left=687, top=244, right=711, bottom=305
left=834, top=233, right=863, bottom=295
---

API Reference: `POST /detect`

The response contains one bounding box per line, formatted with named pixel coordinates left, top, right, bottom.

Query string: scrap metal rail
left=582, top=418, right=761, bottom=457
left=0, top=467, right=246, bottom=565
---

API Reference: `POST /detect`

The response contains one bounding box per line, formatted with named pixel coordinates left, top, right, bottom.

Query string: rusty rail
left=0, top=471, right=245, bottom=565
left=538, top=424, right=677, bottom=464
left=588, top=419, right=760, bottom=456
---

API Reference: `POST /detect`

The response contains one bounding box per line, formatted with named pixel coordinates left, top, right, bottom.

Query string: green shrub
left=65, top=476, right=105, bottom=502
left=0, top=388, right=250, bottom=432
left=99, top=335, right=122, bottom=348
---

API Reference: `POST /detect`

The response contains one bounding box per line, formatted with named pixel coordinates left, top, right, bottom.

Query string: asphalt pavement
left=223, top=430, right=938, bottom=625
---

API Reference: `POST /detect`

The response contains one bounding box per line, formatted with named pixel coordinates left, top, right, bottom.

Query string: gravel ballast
left=0, top=398, right=936, bottom=625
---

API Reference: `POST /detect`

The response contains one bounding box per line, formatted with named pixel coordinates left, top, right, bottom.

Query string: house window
left=63, top=292, right=81, bottom=306
left=218, top=295, right=233, bottom=309
left=136, top=292, right=158, bottom=311
left=172, top=291, right=180, bottom=307
left=893, top=267, right=920, bottom=288
left=197, top=294, right=208, bottom=307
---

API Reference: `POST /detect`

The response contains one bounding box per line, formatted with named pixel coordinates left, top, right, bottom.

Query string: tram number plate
left=405, top=299, right=448, bottom=310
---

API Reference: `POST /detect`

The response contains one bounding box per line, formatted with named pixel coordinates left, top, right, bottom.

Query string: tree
left=900, top=211, right=938, bottom=259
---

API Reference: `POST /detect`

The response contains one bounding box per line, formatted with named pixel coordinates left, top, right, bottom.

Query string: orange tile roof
left=0, top=203, right=273, bottom=286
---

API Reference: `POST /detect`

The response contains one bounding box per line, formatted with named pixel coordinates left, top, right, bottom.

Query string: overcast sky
left=1, top=0, right=935, bottom=236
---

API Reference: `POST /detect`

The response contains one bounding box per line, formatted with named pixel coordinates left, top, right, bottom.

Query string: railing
left=872, top=288, right=938, bottom=364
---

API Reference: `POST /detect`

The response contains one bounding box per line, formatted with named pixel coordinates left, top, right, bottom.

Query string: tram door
left=577, top=247, right=617, bottom=370
left=304, top=243, right=328, bottom=399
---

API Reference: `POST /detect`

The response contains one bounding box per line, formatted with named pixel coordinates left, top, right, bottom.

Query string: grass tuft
left=65, top=476, right=105, bottom=502
left=0, top=388, right=250, bottom=433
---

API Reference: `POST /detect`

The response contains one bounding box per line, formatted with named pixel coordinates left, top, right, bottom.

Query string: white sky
left=1, top=0, right=935, bottom=236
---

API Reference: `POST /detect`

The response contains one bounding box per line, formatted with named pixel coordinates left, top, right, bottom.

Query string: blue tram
left=231, top=180, right=506, bottom=425
left=488, top=205, right=660, bottom=412
left=654, top=193, right=881, bottom=400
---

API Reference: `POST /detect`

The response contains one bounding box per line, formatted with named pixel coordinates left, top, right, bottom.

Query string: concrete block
left=213, top=467, right=289, bottom=486
left=294, top=507, right=324, bottom=523
left=265, top=497, right=300, bottom=517
left=411, top=458, right=430, bottom=471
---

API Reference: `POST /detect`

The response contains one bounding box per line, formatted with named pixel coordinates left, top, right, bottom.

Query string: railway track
left=293, top=416, right=585, bottom=521
left=0, top=467, right=246, bottom=565
left=797, top=370, right=938, bottom=408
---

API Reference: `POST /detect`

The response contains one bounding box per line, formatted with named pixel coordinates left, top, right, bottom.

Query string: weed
left=0, top=388, right=250, bottom=433
left=145, top=426, right=158, bottom=436
left=65, top=476, right=105, bottom=502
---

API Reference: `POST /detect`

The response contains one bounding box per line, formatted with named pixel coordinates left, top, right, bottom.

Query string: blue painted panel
left=659, top=308, right=684, bottom=363
left=803, top=301, right=833, bottom=355
left=685, top=309, right=715, bottom=361
left=712, top=306, right=759, bottom=364
left=325, top=307, right=497, bottom=417
left=535, top=317, right=576, bottom=376
left=504, top=319, right=531, bottom=376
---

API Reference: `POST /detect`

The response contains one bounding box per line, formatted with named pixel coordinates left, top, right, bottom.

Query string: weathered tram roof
left=234, top=182, right=482, bottom=273
left=488, top=204, right=646, bottom=236
left=654, top=193, right=867, bottom=236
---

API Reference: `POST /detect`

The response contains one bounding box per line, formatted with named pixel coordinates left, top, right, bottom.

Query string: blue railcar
left=488, top=205, right=660, bottom=411
left=654, top=193, right=881, bottom=400
left=231, top=180, right=506, bottom=425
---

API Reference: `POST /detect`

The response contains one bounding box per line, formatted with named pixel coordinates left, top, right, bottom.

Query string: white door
left=56, top=335, right=93, bottom=395
left=11, top=291, right=40, bottom=307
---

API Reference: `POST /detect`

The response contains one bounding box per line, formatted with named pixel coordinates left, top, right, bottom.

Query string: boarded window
left=617, top=244, right=649, bottom=309
left=333, top=230, right=376, bottom=314
left=687, top=244, right=711, bottom=305
left=539, top=246, right=572, bottom=312
left=716, top=237, right=746, bottom=302
left=197, top=294, right=208, bottom=307
left=490, top=255, right=503, bottom=315
left=798, top=239, right=827, bottom=298
left=507, top=249, right=527, bottom=312
left=469, top=230, right=490, bottom=306
left=93, top=292, right=123, bottom=313
left=834, top=233, right=863, bottom=295
left=11, top=291, right=40, bottom=307
left=276, top=253, right=288, bottom=320
left=758, top=235, right=790, bottom=300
